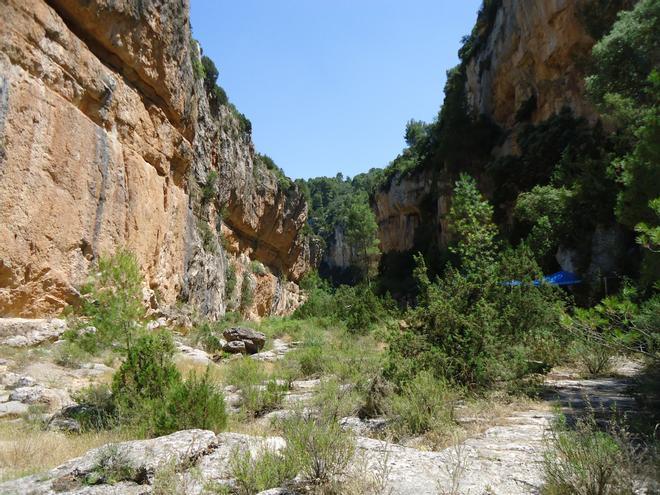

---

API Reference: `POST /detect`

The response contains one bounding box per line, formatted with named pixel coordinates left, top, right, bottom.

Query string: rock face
left=373, top=170, right=452, bottom=253
left=374, top=0, right=630, bottom=256
left=465, top=0, right=601, bottom=145
left=0, top=0, right=314, bottom=319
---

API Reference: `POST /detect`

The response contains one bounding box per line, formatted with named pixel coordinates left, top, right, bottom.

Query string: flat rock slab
left=354, top=410, right=553, bottom=495
left=0, top=318, right=67, bottom=347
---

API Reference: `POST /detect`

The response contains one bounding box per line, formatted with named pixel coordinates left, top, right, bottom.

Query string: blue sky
left=190, top=1, right=482, bottom=180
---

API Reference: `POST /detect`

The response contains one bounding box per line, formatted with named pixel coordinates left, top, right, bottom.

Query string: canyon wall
left=374, top=0, right=629, bottom=257
left=0, top=0, right=315, bottom=318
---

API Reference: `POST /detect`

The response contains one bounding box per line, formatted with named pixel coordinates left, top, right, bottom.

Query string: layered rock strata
left=0, top=0, right=314, bottom=318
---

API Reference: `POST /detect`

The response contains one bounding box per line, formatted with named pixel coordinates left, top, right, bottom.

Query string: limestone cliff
left=374, top=0, right=631, bottom=259
left=0, top=0, right=315, bottom=318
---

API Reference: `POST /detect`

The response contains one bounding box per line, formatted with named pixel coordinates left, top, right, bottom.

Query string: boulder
left=0, top=401, right=29, bottom=417
left=223, top=327, right=266, bottom=354
left=47, top=416, right=82, bottom=433
left=223, top=340, right=246, bottom=354
left=9, top=385, right=73, bottom=412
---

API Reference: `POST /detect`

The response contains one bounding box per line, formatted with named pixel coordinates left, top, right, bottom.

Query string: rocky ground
left=0, top=319, right=648, bottom=495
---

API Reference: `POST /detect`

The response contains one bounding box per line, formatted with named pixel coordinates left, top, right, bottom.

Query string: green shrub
left=569, top=330, right=615, bottom=377
left=239, top=275, right=254, bottom=314
left=198, top=220, right=217, bottom=254
left=333, top=284, right=392, bottom=333
left=290, top=333, right=327, bottom=377
left=225, top=358, right=284, bottom=418
left=249, top=260, right=267, bottom=276
left=293, top=273, right=335, bottom=320
left=70, top=384, right=117, bottom=431
left=201, top=171, right=218, bottom=204
left=190, top=322, right=225, bottom=353
left=112, top=332, right=180, bottom=409
left=542, top=414, right=642, bottom=495
left=154, top=368, right=227, bottom=436
left=386, top=176, right=565, bottom=387
left=85, top=445, right=136, bottom=486
left=53, top=341, right=90, bottom=368
left=241, top=379, right=286, bottom=418
left=281, top=415, right=355, bottom=486
left=66, top=250, right=146, bottom=354
left=225, top=262, right=237, bottom=301
left=388, top=371, right=457, bottom=438
left=230, top=446, right=298, bottom=495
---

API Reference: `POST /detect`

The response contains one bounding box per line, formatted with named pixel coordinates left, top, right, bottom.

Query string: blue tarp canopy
left=503, top=270, right=582, bottom=287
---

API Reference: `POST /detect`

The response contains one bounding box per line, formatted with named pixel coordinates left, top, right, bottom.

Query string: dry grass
left=174, top=356, right=225, bottom=383
left=0, top=421, right=132, bottom=482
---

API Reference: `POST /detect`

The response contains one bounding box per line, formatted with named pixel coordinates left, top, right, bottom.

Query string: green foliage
left=344, top=194, right=381, bottom=281
left=66, top=250, right=146, bottom=354
left=230, top=447, right=298, bottom=495
left=458, top=0, right=503, bottom=61
left=154, top=368, right=227, bottom=436
left=229, top=415, right=355, bottom=492
left=386, top=188, right=564, bottom=387
left=333, top=284, right=392, bottom=333
left=197, top=220, right=217, bottom=254
left=111, top=332, right=180, bottom=413
left=542, top=414, right=643, bottom=495
left=281, top=415, right=355, bottom=486
left=301, top=172, right=382, bottom=285
left=404, top=119, right=430, bottom=148
left=225, top=358, right=285, bottom=417
left=586, top=0, right=660, bottom=285
left=293, top=273, right=393, bottom=334
left=239, top=275, right=254, bottom=314
left=562, top=284, right=660, bottom=362
left=388, top=371, right=457, bottom=438
left=225, top=262, right=237, bottom=301
left=514, top=186, right=575, bottom=259
left=249, top=260, right=267, bottom=276
left=256, top=153, right=293, bottom=190
left=230, top=106, right=252, bottom=135
left=201, top=171, right=218, bottom=204
left=587, top=0, right=659, bottom=106
left=577, top=0, right=636, bottom=39
left=85, top=445, right=136, bottom=486
left=447, top=174, right=498, bottom=277
left=200, top=55, right=229, bottom=107
left=191, top=322, right=225, bottom=353
left=70, top=384, right=117, bottom=431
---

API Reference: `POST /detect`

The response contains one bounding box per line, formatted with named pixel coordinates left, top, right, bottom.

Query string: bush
left=250, top=260, right=267, bottom=276
left=385, top=177, right=565, bottom=388
left=154, top=368, right=227, bottom=436
left=290, top=334, right=327, bottom=377
left=281, top=415, right=355, bottom=486
left=66, top=250, right=146, bottom=354
left=85, top=445, right=136, bottom=485
left=388, top=371, right=457, bottom=438
left=333, top=284, right=392, bottom=333
left=239, top=275, right=254, bottom=314
left=112, top=332, right=180, bottom=410
left=225, top=358, right=285, bottom=418
left=197, top=220, right=217, bottom=254
left=230, top=446, right=298, bottom=495
left=70, top=384, right=117, bottom=431
left=542, top=414, right=644, bottom=495
left=225, top=262, right=237, bottom=303
left=190, top=322, right=225, bottom=353
left=201, top=171, right=218, bottom=204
